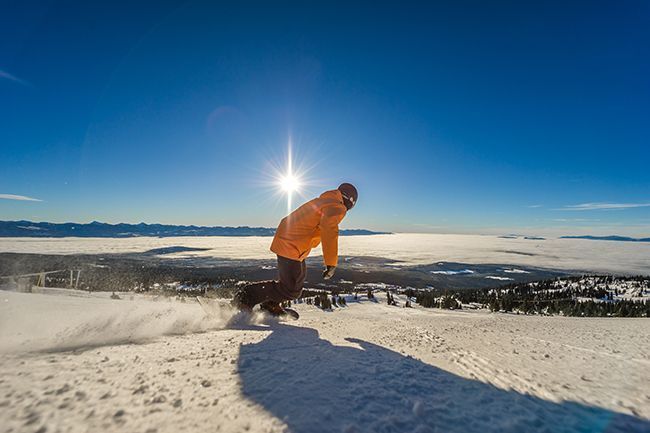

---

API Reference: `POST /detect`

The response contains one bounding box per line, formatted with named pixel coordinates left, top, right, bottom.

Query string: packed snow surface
left=1, top=233, right=649, bottom=274
left=1, top=290, right=649, bottom=433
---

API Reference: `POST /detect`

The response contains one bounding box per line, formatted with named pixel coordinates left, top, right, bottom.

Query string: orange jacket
left=270, top=189, right=347, bottom=266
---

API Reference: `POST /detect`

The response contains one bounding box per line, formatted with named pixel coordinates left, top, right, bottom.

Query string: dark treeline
left=414, top=293, right=462, bottom=310
left=407, top=275, right=650, bottom=317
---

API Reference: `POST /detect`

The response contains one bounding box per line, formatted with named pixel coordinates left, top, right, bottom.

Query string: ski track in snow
left=0, top=291, right=649, bottom=433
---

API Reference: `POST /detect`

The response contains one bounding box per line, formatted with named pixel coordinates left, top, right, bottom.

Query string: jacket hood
left=319, top=189, right=344, bottom=204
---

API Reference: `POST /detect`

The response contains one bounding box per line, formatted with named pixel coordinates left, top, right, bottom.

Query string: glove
left=322, top=265, right=336, bottom=280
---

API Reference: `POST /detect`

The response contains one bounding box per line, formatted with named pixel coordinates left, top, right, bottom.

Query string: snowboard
left=262, top=305, right=300, bottom=320
left=259, top=304, right=300, bottom=320
left=196, top=296, right=299, bottom=320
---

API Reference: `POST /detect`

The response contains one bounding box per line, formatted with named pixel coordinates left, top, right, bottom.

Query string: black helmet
left=338, top=183, right=358, bottom=210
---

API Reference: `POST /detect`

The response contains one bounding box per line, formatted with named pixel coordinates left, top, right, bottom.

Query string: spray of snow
left=0, top=292, right=242, bottom=353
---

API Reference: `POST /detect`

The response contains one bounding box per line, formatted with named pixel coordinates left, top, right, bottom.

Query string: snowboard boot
left=231, top=289, right=253, bottom=312
left=231, top=281, right=278, bottom=311
left=259, top=300, right=299, bottom=320
left=259, top=300, right=287, bottom=317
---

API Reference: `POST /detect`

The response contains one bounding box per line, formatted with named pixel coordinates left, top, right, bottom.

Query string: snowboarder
left=232, top=183, right=358, bottom=317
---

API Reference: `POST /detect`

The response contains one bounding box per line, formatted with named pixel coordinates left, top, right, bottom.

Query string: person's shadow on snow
left=237, top=323, right=648, bottom=433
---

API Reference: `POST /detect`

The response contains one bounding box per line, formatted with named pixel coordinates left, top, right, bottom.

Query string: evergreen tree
left=321, top=295, right=332, bottom=309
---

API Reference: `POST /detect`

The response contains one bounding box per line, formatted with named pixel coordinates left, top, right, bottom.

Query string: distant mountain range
left=560, top=235, right=650, bottom=243
left=0, top=221, right=390, bottom=238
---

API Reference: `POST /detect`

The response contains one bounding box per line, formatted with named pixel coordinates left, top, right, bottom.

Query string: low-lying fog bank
left=1, top=233, right=648, bottom=274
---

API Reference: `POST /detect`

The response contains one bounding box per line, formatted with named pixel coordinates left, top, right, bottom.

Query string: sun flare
left=260, top=138, right=317, bottom=214
left=280, top=174, right=300, bottom=193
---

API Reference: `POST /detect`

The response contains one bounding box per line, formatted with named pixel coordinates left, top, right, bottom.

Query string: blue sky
left=1, top=1, right=649, bottom=236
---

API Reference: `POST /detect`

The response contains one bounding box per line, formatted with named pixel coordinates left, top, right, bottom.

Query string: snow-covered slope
left=1, top=291, right=648, bottom=433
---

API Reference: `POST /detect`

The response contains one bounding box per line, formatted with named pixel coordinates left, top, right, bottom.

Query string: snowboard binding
left=259, top=301, right=300, bottom=320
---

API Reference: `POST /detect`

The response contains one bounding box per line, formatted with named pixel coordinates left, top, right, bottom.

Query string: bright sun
left=270, top=139, right=309, bottom=212
left=280, top=174, right=300, bottom=193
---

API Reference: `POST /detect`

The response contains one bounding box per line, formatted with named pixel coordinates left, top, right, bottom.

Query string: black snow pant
left=242, top=255, right=307, bottom=306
